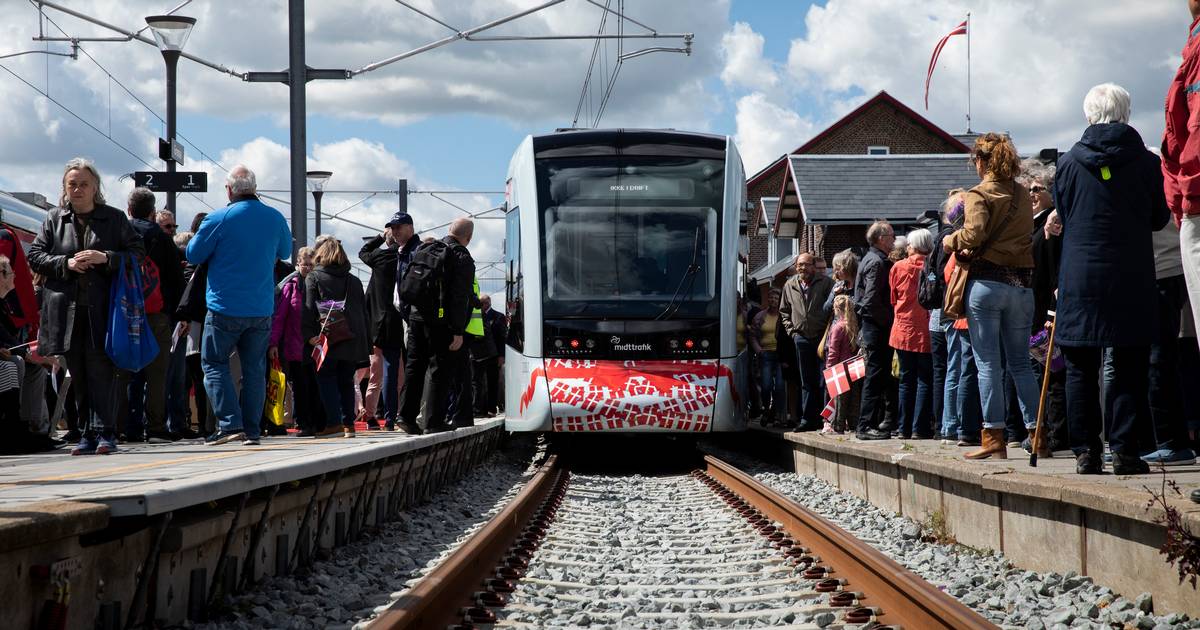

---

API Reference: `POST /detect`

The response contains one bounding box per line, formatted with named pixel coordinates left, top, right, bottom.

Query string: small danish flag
left=846, top=355, right=867, bottom=382
left=820, top=399, right=836, bottom=420
left=823, top=362, right=851, bottom=398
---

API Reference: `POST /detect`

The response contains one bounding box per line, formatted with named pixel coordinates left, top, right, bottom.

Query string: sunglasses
left=163, top=224, right=178, bottom=229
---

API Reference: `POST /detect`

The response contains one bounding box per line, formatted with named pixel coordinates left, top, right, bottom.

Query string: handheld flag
left=823, top=362, right=851, bottom=398
left=311, top=334, right=330, bottom=372
left=925, top=19, right=968, bottom=109
left=846, top=355, right=867, bottom=382
left=820, top=399, right=836, bottom=420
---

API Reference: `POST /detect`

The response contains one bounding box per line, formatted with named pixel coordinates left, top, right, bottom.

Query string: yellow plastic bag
left=265, top=362, right=287, bottom=426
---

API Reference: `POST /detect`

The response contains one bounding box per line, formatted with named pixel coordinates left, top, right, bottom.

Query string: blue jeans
left=317, top=360, right=356, bottom=428
left=759, top=350, right=785, bottom=417
left=929, top=310, right=947, bottom=435
left=965, top=279, right=1039, bottom=431
left=943, top=320, right=982, bottom=440
left=382, top=346, right=403, bottom=424
left=201, top=312, right=271, bottom=439
left=896, top=350, right=933, bottom=437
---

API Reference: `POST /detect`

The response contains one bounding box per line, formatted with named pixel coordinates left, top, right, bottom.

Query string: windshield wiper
left=654, top=227, right=702, bottom=321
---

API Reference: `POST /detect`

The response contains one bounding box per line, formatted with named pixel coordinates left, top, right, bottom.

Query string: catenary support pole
left=288, top=0, right=307, bottom=255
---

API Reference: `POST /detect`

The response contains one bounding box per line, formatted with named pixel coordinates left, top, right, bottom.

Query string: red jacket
left=1163, top=17, right=1200, bottom=221
left=889, top=253, right=930, bottom=353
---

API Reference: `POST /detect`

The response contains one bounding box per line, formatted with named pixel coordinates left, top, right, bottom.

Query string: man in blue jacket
left=186, top=165, right=292, bottom=446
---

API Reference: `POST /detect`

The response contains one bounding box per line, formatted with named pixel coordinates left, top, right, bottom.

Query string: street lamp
left=145, top=14, right=196, bottom=215
left=306, top=170, right=332, bottom=240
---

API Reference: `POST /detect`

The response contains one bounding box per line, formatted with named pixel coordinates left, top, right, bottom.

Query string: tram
left=0, top=190, right=48, bottom=247
left=503, top=129, right=748, bottom=433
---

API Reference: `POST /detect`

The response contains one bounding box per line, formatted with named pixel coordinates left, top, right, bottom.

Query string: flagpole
left=966, top=12, right=972, bottom=133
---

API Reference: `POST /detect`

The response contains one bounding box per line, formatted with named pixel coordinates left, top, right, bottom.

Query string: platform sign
left=133, top=171, right=207, bottom=193
left=158, top=138, right=185, bottom=165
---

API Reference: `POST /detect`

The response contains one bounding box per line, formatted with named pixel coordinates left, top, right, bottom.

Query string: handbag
left=941, top=188, right=1019, bottom=320
left=264, top=360, right=287, bottom=426
left=315, top=280, right=354, bottom=347
left=105, top=253, right=160, bottom=371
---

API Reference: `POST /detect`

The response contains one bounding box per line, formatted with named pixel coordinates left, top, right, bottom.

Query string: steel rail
left=370, top=454, right=563, bottom=629
left=703, top=455, right=996, bottom=630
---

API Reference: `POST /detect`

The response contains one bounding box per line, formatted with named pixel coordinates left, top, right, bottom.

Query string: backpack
left=916, top=249, right=945, bottom=310
left=141, top=256, right=164, bottom=314
left=398, top=240, right=451, bottom=321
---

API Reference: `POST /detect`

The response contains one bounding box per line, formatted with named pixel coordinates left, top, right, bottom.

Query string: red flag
left=823, top=363, right=851, bottom=398
left=846, top=355, right=866, bottom=382
left=925, top=19, right=968, bottom=109
left=820, top=399, right=836, bottom=420
left=311, top=334, right=330, bottom=372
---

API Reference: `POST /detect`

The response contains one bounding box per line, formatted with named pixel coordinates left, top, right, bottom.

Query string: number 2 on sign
left=144, top=174, right=154, bottom=187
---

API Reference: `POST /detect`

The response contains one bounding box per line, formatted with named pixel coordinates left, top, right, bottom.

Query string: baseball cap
left=385, top=212, right=413, bottom=227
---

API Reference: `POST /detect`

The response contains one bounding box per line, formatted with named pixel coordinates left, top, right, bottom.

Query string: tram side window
left=505, top=207, right=523, bottom=351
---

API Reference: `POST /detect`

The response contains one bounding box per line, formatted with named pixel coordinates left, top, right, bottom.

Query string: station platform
left=748, top=426, right=1200, bottom=617
left=0, top=418, right=506, bottom=629
left=0, top=419, right=503, bottom=517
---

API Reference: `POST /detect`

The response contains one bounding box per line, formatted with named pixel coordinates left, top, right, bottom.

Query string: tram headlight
left=586, top=339, right=595, bottom=349
left=554, top=339, right=563, bottom=349
left=701, top=339, right=710, bottom=349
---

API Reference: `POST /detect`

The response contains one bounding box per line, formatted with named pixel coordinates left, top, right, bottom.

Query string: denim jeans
left=317, top=359, right=356, bottom=428
left=201, top=311, right=271, bottom=439
left=381, top=345, right=404, bottom=424
left=942, top=320, right=982, bottom=440
left=965, top=279, right=1040, bottom=431
left=929, top=309, right=947, bottom=435
left=896, top=350, right=934, bottom=437
left=792, top=334, right=824, bottom=424
left=759, top=350, right=785, bottom=417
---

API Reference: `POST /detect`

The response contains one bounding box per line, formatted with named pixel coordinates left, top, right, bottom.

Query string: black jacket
left=130, top=217, right=184, bottom=319
left=411, top=235, right=475, bottom=336
left=302, top=262, right=370, bottom=364
left=27, top=204, right=145, bottom=355
left=1030, top=209, right=1062, bottom=333
left=1054, top=123, right=1170, bottom=347
left=472, top=307, right=508, bottom=361
left=359, top=235, right=410, bottom=349
left=853, top=246, right=893, bottom=343
left=176, top=263, right=207, bottom=323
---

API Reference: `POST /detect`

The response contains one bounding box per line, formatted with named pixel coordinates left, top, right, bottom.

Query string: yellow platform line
left=0, top=441, right=302, bottom=489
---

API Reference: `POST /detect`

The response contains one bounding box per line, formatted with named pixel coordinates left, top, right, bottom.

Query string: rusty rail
left=703, top=455, right=996, bottom=630
left=370, top=454, right=563, bottom=629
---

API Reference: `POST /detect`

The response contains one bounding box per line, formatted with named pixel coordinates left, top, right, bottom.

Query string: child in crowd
left=824, top=295, right=860, bottom=434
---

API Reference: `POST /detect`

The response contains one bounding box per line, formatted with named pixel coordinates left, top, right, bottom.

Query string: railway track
left=371, top=454, right=995, bottom=629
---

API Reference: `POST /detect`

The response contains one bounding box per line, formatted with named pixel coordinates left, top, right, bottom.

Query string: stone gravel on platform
left=194, top=438, right=539, bottom=630
left=746, top=465, right=1199, bottom=630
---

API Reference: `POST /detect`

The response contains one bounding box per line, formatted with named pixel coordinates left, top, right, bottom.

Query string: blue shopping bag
left=105, top=253, right=159, bottom=371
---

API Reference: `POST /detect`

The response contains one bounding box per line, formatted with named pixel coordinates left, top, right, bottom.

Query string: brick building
left=744, top=91, right=971, bottom=296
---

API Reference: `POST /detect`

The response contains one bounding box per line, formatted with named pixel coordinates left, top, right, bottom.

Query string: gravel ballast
left=196, top=438, right=538, bottom=630
left=748, top=467, right=1199, bottom=630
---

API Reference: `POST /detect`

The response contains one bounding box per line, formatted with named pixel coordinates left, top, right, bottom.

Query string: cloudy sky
left=0, top=0, right=1188, bottom=287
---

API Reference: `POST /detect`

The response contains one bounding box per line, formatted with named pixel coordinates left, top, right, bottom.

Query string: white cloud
left=784, top=0, right=1184, bottom=153
left=734, top=93, right=815, bottom=174
left=720, top=22, right=777, bottom=91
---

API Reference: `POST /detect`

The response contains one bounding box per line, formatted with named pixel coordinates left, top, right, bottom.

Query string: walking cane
left=1030, top=311, right=1057, bottom=467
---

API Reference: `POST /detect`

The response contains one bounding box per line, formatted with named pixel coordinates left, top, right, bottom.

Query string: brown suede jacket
left=943, top=176, right=1035, bottom=268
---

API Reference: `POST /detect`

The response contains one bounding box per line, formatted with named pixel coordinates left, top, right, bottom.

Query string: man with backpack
left=360, top=211, right=420, bottom=431
left=396, top=218, right=476, bottom=434
left=123, top=187, right=184, bottom=442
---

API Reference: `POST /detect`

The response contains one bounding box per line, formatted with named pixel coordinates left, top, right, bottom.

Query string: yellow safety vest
left=466, top=276, right=485, bottom=337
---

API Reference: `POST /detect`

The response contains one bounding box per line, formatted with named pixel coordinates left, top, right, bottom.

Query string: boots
left=964, top=428, right=1007, bottom=460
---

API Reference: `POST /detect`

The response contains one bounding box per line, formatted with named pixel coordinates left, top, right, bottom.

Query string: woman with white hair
left=1053, top=83, right=1170, bottom=474
left=888, top=228, right=936, bottom=439
left=27, top=157, right=144, bottom=455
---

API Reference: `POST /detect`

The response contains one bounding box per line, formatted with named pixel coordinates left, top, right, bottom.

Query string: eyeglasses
left=1029, top=185, right=1046, bottom=194
left=163, top=223, right=177, bottom=229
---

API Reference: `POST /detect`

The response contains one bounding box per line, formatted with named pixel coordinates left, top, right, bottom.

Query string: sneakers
left=71, top=434, right=98, bottom=456
left=819, top=422, right=835, bottom=435
left=343, top=426, right=356, bottom=438
left=855, top=428, right=890, bottom=441
left=242, top=436, right=261, bottom=446
left=146, top=430, right=177, bottom=444
left=205, top=431, right=246, bottom=446
left=1112, top=452, right=1150, bottom=475
left=96, top=433, right=118, bottom=455
left=1140, top=448, right=1197, bottom=466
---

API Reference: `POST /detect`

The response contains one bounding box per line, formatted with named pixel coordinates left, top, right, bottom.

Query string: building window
left=867, top=146, right=890, bottom=155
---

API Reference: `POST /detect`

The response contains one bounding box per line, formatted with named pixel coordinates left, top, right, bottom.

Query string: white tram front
left=503, top=129, right=748, bottom=433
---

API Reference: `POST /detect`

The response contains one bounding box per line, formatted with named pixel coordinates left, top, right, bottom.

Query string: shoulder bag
left=942, top=188, right=1019, bottom=320
left=315, top=277, right=354, bottom=347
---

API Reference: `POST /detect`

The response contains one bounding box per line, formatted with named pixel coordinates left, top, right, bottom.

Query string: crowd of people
left=1, top=161, right=505, bottom=455
left=743, top=78, right=1200, bottom=476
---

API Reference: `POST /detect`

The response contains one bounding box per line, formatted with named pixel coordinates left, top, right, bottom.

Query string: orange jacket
left=889, top=253, right=930, bottom=352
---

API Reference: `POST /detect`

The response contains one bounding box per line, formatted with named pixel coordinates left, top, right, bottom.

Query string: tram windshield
left=537, top=156, right=724, bottom=318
